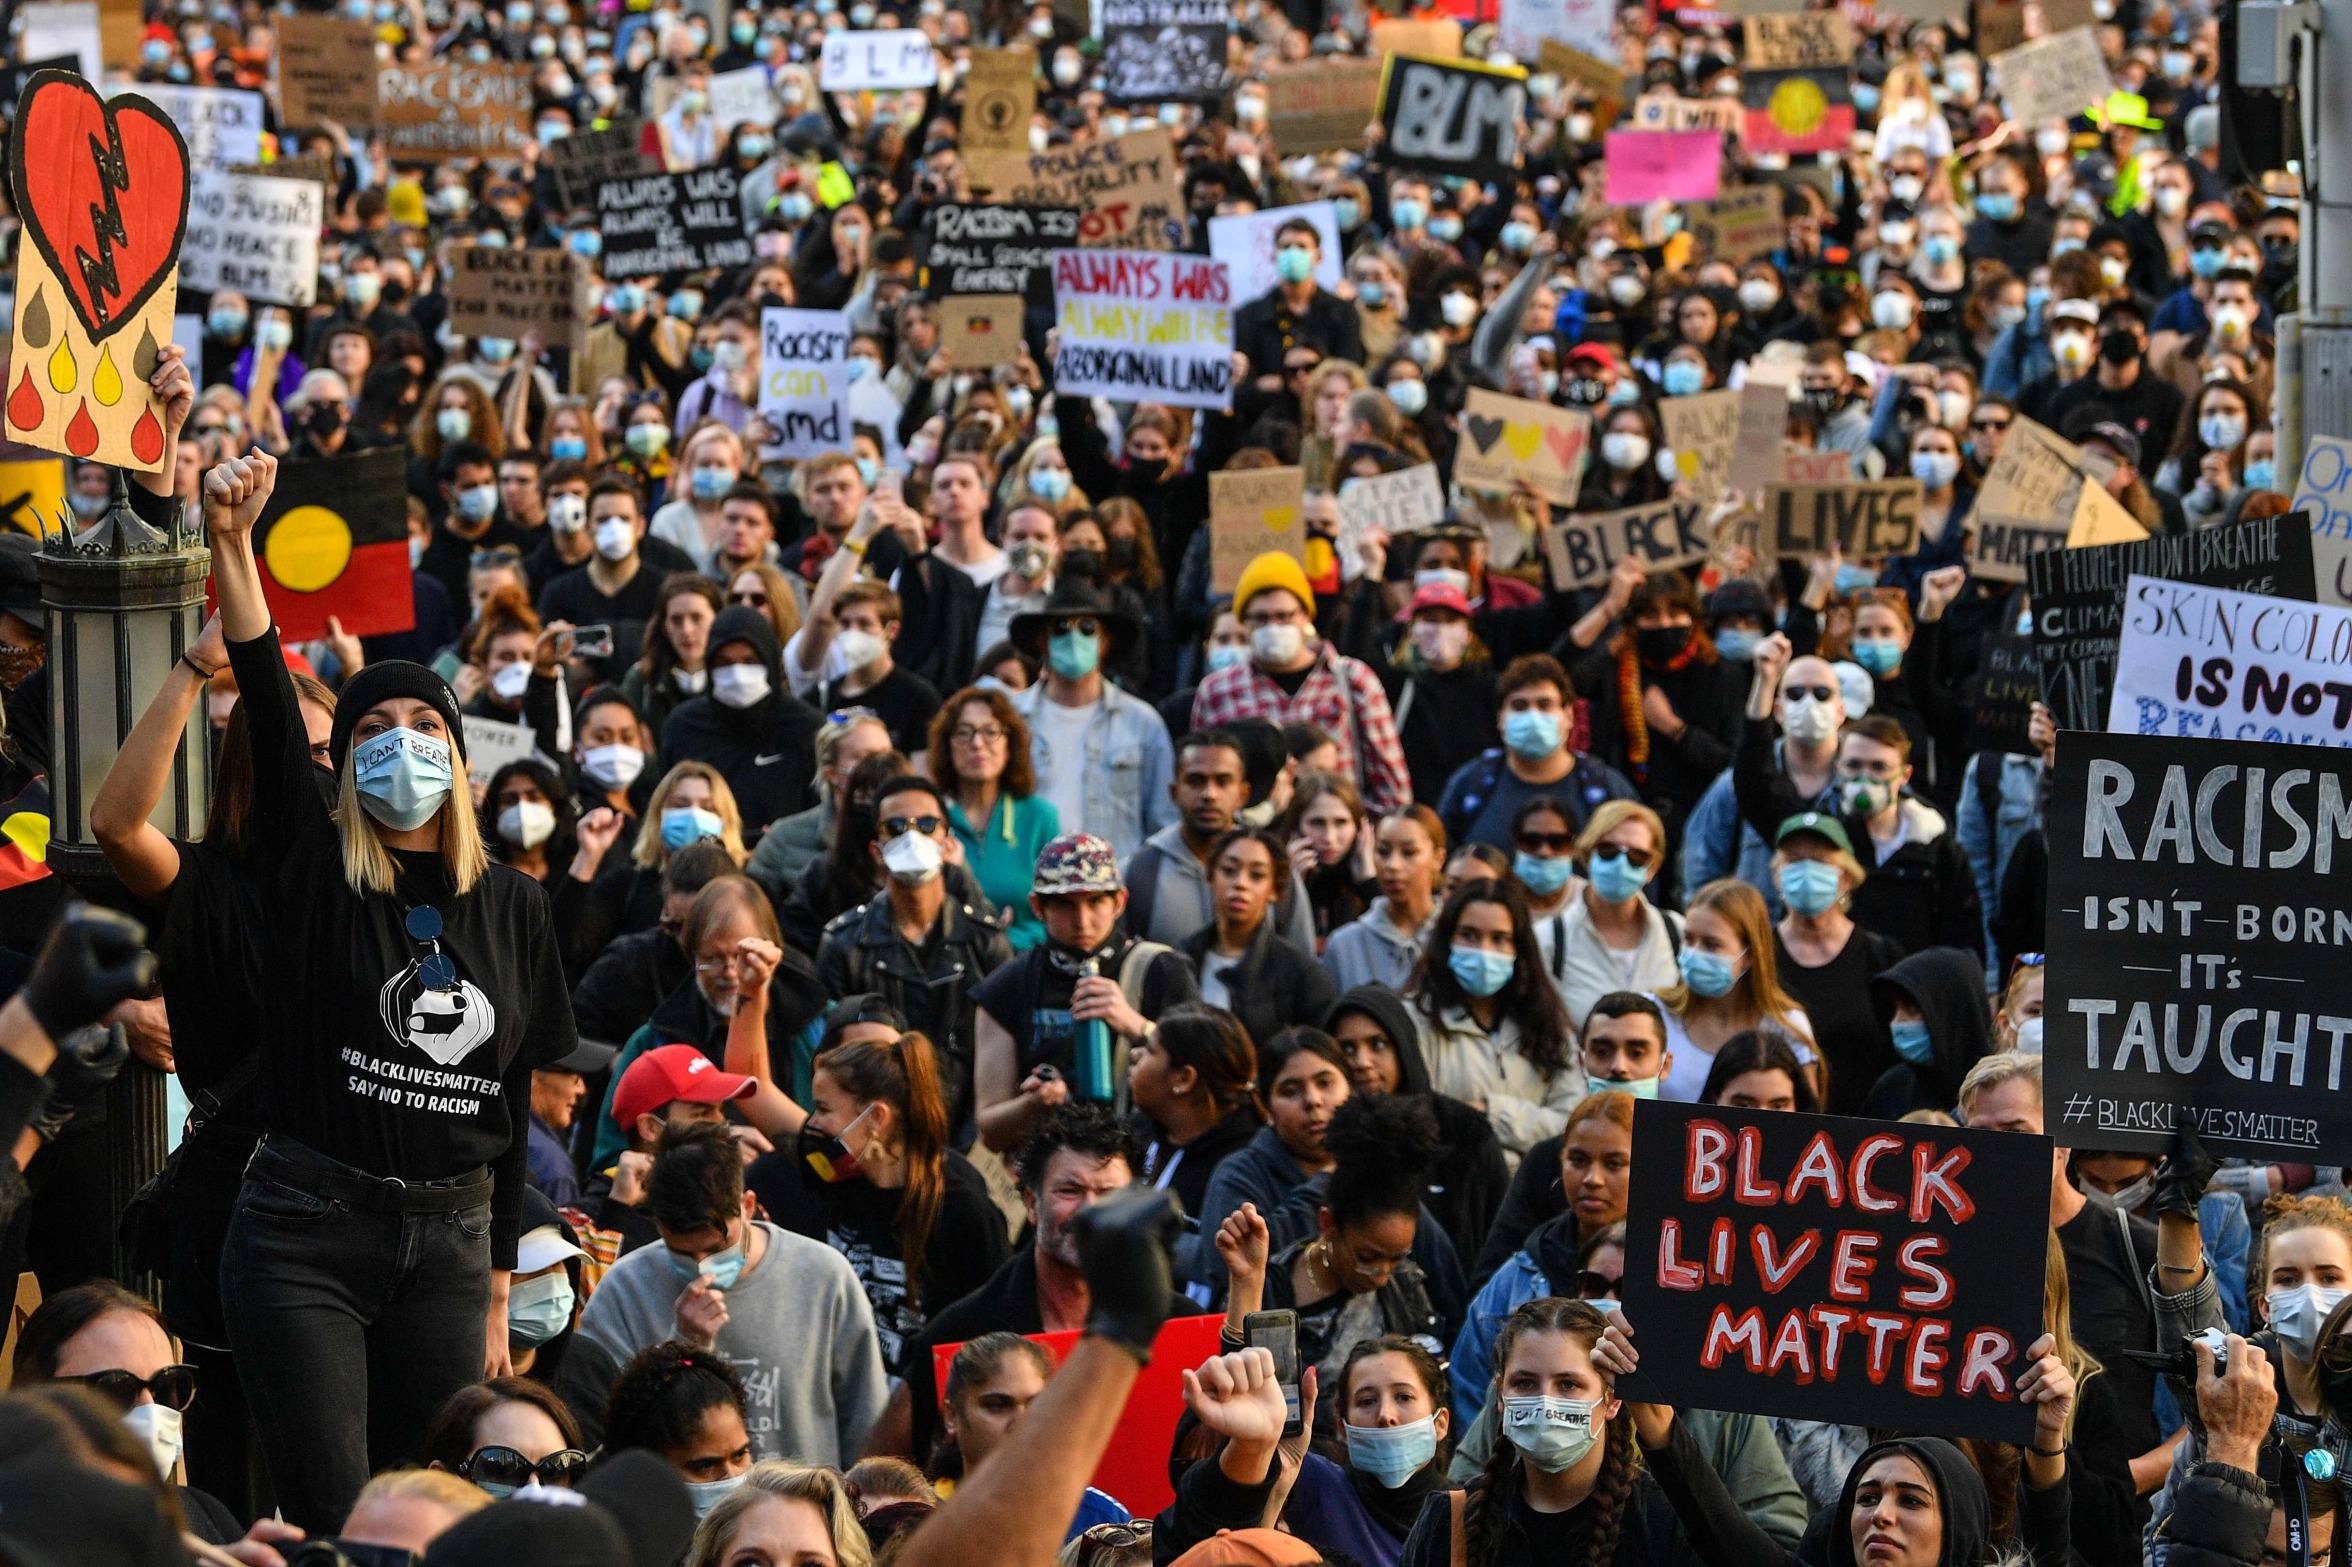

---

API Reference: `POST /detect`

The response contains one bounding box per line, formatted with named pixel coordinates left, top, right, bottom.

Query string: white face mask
left=593, top=516, right=636, bottom=561
left=882, top=829, right=944, bottom=884
left=2268, top=1282, right=2349, bottom=1362
left=498, top=799, right=556, bottom=849
left=1781, top=694, right=1840, bottom=746
left=491, top=661, right=533, bottom=701
left=123, top=1403, right=182, bottom=1478
left=711, top=663, right=771, bottom=708
left=836, top=628, right=887, bottom=670
left=548, top=492, right=587, bottom=532
left=1250, top=622, right=1306, bottom=666
left=580, top=743, right=646, bottom=791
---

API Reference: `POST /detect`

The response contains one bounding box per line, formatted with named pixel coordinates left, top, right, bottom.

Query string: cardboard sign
left=548, top=120, right=651, bottom=211
left=596, top=167, right=753, bottom=277
left=1689, top=186, right=1783, bottom=265
left=2039, top=0, right=2096, bottom=28
left=1210, top=466, right=1307, bottom=593
left=1265, top=59, right=1384, bottom=154
left=276, top=13, right=379, bottom=129
left=1337, top=464, right=1445, bottom=537
left=1208, top=201, right=1343, bottom=302
left=183, top=168, right=322, bottom=308
left=2105, top=574, right=2352, bottom=745
left=1604, top=129, right=1720, bottom=205
left=1376, top=54, right=1527, bottom=185
left=757, top=308, right=855, bottom=459
left=935, top=294, right=1025, bottom=369
left=2044, top=729, right=2352, bottom=1161
left=1539, top=40, right=1627, bottom=106
left=1741, top=67, right=1854, bottom=154
left=1456, top=389, right=1589, bottom=506
left=1765, top=481, right=1923, bottom=560
left=1369, top=16, right=1463, bottom=56
left=6, top=74, right=187, bottom=472
left=1543, top=498, right=1713, bottom=587
left=820, top=29, right=937, bottom=89
left=1744, top=10, right=1854, bottom=66
left=1499, top=0, right=1615, bottom=61
left=2289, top=433, right=2352, bottom=605
left=1630, top=92, right=1745, bottom=135
left=251, top=448, right=414, bottom=640
left=1977, top=0, right=2027, bottom=51
left=0, top=459, right=64, bottom=536
left=1661, top=386, right=1782, bottom=505
left=1965, top=632, right=2041, bottom=756
left=123, top=82, right=264, bottom=168
left=919, top=203, right=1079, bottom=306
left=1975, top=415, right=2096, bottom=519
left=2027, top=513, right=2316, bottom=732
left=961, top=46, right=1035, bottom=155
left=1051, top=249, right=1233, bottom=411
left=706, top=65, right=778, bottom=129
left=1621, top=1100, right=2049, bottom=1444
left=966, top=128, right=1184, bottom=251
left=1990, top=28, right=2111, bottom=127
left=1781, top=445, right=1853, bottom=484
left=462, top=714, right=538, bottom=775
left=447, top=247, right=594, bottom=347
left=1100, top=0, right=1227, bottom=102
left=378, top=60, right=533, bottom=159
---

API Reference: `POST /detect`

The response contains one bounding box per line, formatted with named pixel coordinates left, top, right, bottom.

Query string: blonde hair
left=2042, top=1234, right=2099, bottom=1442
left=336, top=748, right=489, bottom=897
left=1768, top=842, right=1867, bottom=907
left=1956, top=1050, right=2042, bottom=1122
left=1573, top=799, right=1668, bottom=862
left=631, top=761, right=749, bottom=870
left=1659, top=880, right=1807, bottom=1035
left=689, top=1462, right=873, bottom=1567
left=350, top=1466, right=494, bottom=1515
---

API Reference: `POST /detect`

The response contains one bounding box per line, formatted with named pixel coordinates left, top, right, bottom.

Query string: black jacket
left=658, top=606, right=824, bottom=836
left=1325, top=984, right=1509, bottom=1261
left=1861, top=944, right=1994, bottom=1119
left=862, top=531, right=983, bottom=697
left=1471, top=1133, right=1565, bottom=1289
left=1234, top=285, right=1365, bottom=380
left=1178, top=918, right=1336, bottom=1060
left=814, top=889, right=1012, bottom=1130
left=1573, top=644, right=1747, bottom=863
left=1398, top=1435, right=1696, bottom=1567
left=1378, top=660, right=1503, bottom=811
left=2154, top=1459, right=2268, bottom=1567
left=570, top=924, right=689, bottom=1050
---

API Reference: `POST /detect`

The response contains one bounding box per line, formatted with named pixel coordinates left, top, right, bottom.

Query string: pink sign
left=1603, top=129, right=1723, bottom=205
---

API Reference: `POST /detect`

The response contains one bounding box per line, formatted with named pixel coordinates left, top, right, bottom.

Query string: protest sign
left=1538, top=40, right=1627, bottom=107
left=447, top=247, right=594, bottom=348
left=1965, top=633, right=2041, bottom=756
left=1688, top=186, right=1783, bottom=265
left=1456, top=389, right=1589, bottom=506
left=1051, top=249, right=1233, bottom=411
left=1100, top=0, right=1227, bottom=101
left=125, top=82, right=264, bottom=167
left=462, top=716, right=538, bottom=775
left=1744, top=10, right=1854, bottom=65
left=1975, top=416, right=2095, bottom=516
left=378, top=60, right=533, bottom=159
left=1499, top=0, right=1615, bottom=61
left=1265, top=59, right=1383, bottom=153
left=1369, top=16, right=1463, bottom=56
left=548, top=121, right=651, bottom=210
left=820, top=29, right=937, bottom=89
left=2028, top=514, right=2315, bottom=731
left=1603, top=129, right=1720, bottom=204
left=1766, top=480, right=1922, bottom=559
left=1337, top=464, right=1445, bottom=538
left=0, top=459, right=63, bottom=536
left=2290, top=433, right=2352, bottom=605
left=182, top=168, right=322, bottom=307
left=1207, top=202, right=1343, bottom=301
left=1620, top=1100, right=2049, bottom=1444
left=596, top=167, right=752, bottom=276
left=757, top=308, right=854, bottom=459
left=1977, top=0, right=2027, bottom=50
left=252, top=448, right=414, bottom=640
left=919, top=204, right=1079, bottom=304
left=2106, top=574, right=2352, bottom=746
left=1543, top=499, right=1713, bottom=588
left=1741, top=64, right=1854, bottom=153
left=1630, top=92, right=1746, bottom=135
left=1377, top=55, right=1527, bottom=185
left=706, top=65, right=778, bottom=129
left=2040, top=0, right=2097, bottom=28
left=934, top=294, right=1025, bottom=368
left=276, top=13, right=380, bottom=128
left=2044, top=729, right=2352, bottom=1162
left=1661, top=386, right=1781, bottom=505
left=1990, top=28, right=2111, bottom=128
left=17, top=5, right=100, bottom=81
left=1210, top=466, right=1307, bottom=593
left=1782, top=444, right=1852, bottom=484
left=961, top=47, right=1035, bottom=154
left=966, top=128, right=1184, bottom=251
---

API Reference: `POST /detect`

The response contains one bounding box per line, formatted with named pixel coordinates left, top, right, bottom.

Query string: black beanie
left=329, top=660, right=468, bottom=767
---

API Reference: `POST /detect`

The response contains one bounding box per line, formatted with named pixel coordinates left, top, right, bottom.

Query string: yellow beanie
left=385, top=179, right=428, bottom=229
left=1232, top=551, right=1315, bottom=617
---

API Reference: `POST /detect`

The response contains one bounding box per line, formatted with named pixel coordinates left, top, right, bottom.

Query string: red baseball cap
left=1398, top=581, right=1475, bottom=621
left=612, top=1044, right=756, bottom=1129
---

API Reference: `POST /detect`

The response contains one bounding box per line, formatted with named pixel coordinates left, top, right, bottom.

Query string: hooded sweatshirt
left=1324, top=984, right=1508, bottom=1257
left=1321, top=895, right=1428, bottom=995
left=1861, top=945, right=1992, bottom=1119
left=657, top=606, right=825, bottom=835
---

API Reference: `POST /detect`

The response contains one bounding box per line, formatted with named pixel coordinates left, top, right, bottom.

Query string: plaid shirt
left=1190, top=645, right=1411, bottom=817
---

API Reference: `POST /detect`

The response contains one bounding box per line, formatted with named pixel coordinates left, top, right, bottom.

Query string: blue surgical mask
left=1514, top=851, right=1573, bottom=897
left=2246, top=458, right=2277, bottom=491
left=1391, top=198, right=1427, bottom=231
left=1500, top=220, right=1536, bottom=255
left=690, top=467, right=734, bottom=501
left=1357, top=279, right=1386, bottom=309
left=550, top=435, right=588, bottom=461
left=1677, top=947, right=1740, bottom=998
left=686, top=1473, right=746, bottom=1519
left=1048, top=628, right=1100, bottom=680
left=661, top=805, right=725, bottom=849
left=1206, top=643, right=1249, bottom=673
left=351, top=726, right=454, bottom=832
left=1275, top=245, right=1315, bottom=284
left=1910, top=450, right=1959, bottom=489
left=1714, top=628, right=1761, bottom=662
left=1607, top=378, right=1641, bottom=408
left=1502, top=709, right=1561, bottom=760
left=780, top=192, right=815, bottom=222
left=667, top=1239, right=746, bottom=1290
left=1889, top=1018, right=1934, bottom=1065
left=1834, top=563, right=1877, bottom=595
left=1852, top=81, right=1880, bottom=112
left=568, top=228, right=602, bottom=257
left=856, top=458, right=879, bottom=487
left=1500, top=1396, right=1598, bottom=1473
left=508, top=1271, right=576, bottom=1347
left=1777, top=859, right=1843, bottom=917
left=1334, top=197, right=1362, bottom=231
left=1346, top=1415, right=1439, bottom=1487
left=1976, top=191, right=2019, bottom=222
left=1029, top=467, right=1072, bottom=502
left=456, top=484, right=498, bottom=523
left=1429, top=215, right=1463, bottom=243
left=1662, top=361, right=1704, bottom=398
left=1852, top=638, right=1902, bottom=677
left=437, top=407, right=473, bottom=442
left=207, top=307, right=248, bottom=339
left=1923, top=234, right=1959, bottom=265
left=1602, top=1074, right=1660, bottom=1100
left=1449, top=944, right=1515, bottom=998
left=2190, top=246, right=2226, bottom=279
left=1585, top=851, right=1648, bottom=905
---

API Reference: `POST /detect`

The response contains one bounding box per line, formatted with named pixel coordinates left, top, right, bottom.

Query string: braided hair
left=1464, top=1298, right=1639, bottom=1567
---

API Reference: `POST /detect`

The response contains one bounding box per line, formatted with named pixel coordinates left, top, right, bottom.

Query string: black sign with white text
left=594, top=167, right=751, bottom=278
left=917, top=203, right=1080, bottom=304
left=1099, top=0, right=1227, bottom=101
left=1375, top=56, right=1526, bottom=185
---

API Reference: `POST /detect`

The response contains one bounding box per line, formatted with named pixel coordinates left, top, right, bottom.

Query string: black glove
left=29, top=1023, right=128, bottom=1141
left=2152, top=1118, right=2221, bottom=1220
left=21, top=904, right=155, bottom=1042
left=1075, top=1186, right=1182, bottom=1364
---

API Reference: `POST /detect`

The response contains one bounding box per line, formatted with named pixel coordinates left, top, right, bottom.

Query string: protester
left=1324, top=983, right=1508, bottom=1260
left=1554, top=802, right=1684, bottom=1033
left=1177, top=827, right=1336, bottom=1051
left=1404, top=878, right=1580, bottom=1163
left=1323, top=806, right=1446, bottom=994
left=929, top=686, right=1061, bottom=951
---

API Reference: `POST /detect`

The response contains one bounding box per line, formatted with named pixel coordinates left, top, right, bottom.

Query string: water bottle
left=1073, top=955, right=1115, bottom=1103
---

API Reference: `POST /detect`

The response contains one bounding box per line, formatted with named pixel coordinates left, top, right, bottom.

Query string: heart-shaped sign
left=1503, top=423, right=1544, bottom=462
left=11, top=73, right=190, bottom=342
left=1465, top=414, right=1506, bottom=454
left=1261, top=505, right=1298, bottom=534
left=1544, top=427, right=1583, bottom=469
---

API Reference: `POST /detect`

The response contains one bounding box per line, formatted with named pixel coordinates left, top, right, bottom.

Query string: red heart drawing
left=10, top=72, right=189, bottom=342
left=1544, top=425, right=1582, bottom=469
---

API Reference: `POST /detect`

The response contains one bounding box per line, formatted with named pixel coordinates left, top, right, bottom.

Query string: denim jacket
left=1009, top=680, right=1177, bottom=864
left=1681, top=746, right=1838, bottom=916
left=1955, top=751, right=2043, bottom=970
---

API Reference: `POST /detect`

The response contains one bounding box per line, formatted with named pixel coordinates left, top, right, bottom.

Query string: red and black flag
left=248, top=447, right=415, bottom=641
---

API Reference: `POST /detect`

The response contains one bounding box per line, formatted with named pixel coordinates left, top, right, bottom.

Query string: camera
left=2122, top=1325, right=2231, bottom=1380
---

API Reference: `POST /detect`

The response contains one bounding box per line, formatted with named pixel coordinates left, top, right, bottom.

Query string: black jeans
left=220, top=1136, right=493, bottom=1533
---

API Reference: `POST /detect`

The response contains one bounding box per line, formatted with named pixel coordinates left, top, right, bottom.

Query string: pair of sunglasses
left=458, top=1444, right=591, bottom=1489
left=880, top=815, right=944, bottom=839
left=66, top=1364, right=199, bottom=1412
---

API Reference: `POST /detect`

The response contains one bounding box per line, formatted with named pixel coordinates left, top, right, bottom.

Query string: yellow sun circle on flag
left=1768, top=77, right=1830, bottom=135
left=265, top=505, right=354, bottom=593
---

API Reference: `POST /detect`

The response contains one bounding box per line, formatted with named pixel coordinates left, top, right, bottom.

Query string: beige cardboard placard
left=936, top=293, right=1025, bottom=367
left=0, top=1272, right=40, bottom=1390
left=1975, top=414, right=2092, bottom=519
left=1763, top=479, right=1924, bottom=560
left=447, top=246, right=595, bottom=349
left=1971, top=512, right=2068, bottom=583
left=99, top=0, right=140, bottom=71
left=1211, top=466, right=1308, bottom=593
left=1538, top=39, right=1626, bottom=105
left=2037, top=0, right=2096, bottom=32
left=1688, top=186, right=1782, bottom=265
left=1661, top=385, right=1784, bottom=504
left=1781, top=443, right=1853, bottom=483
left=1370, top=16, right=1463, bottom=56
left=277, top=13, right=380, bottom=129
left=962, top=47, right=1036, bottom=155
left=1990, top=27, right=2112, bottom=128
left=1976, top=0, right=2027, bottom=53
left=1337, top=463, right=1446, bottom=536
left=2067, top=476, right=2148, bottom=545
left=1456, top=388, right=1590, bottom=506
left=378, top=60, right=534, bottom=159
left=1266, top=59, right=1385, bottom=154
left=966, top=127, right=1183, bottom=250
left=1543, top=498, right=1713, bottom=587
left=8, top=255, right=178, bottom=472
left=1879, top=0, right=1966, bottom=18
left=1743, top=11, right=1854, bottom=68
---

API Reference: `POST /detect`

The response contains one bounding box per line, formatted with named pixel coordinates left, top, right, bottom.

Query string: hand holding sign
left=1590, top=1316, right=1674, bottom=1448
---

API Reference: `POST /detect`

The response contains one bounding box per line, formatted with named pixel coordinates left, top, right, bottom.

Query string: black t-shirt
left=818, top=664, right=943, bottom=758
left=1915, top=280, right=1968, bottom=359
left=1775, top=926, right=1907, bottom=1118
left=536, top=560, right=671, bottom=685
left=2058, top=1200, right=2163, bottom=1465
left=421, top=514, right=530, bottom=617
left=223, top=628, right=580, bottom=1268
left=973, top=940, right=1201, bottom=1080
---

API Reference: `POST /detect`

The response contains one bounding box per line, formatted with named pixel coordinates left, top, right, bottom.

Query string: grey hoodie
left=1320, top=896, right=1426, bottom=994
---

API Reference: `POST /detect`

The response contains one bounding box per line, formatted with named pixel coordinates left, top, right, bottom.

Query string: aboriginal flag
left=250, top=447, right=415, bottom=642
left=1741, top=68, right=1855, bottom=155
